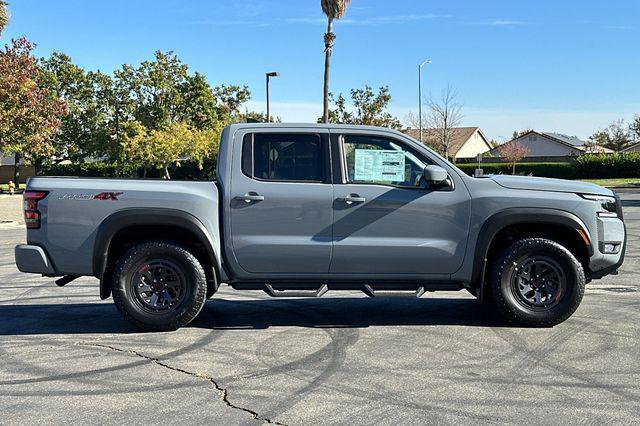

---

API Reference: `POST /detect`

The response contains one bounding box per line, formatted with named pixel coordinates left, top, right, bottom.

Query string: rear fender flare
left=93, top=208, right=219, bottom=299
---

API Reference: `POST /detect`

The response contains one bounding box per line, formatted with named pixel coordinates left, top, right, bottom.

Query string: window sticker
left=354, top=149, right=405, bottom=182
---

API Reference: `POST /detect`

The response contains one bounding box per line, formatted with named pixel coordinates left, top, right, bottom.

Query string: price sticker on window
left=354, top=149, right=405, bottom=182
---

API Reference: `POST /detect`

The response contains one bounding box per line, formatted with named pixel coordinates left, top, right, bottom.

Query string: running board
left=362, top=285, right=425, bottom=298
left=263, top=283, right=329, bottom=298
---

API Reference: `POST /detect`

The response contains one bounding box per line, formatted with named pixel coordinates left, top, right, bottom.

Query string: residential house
left=0, top=154, right=34, bottom=183
left=488, top=130, right=612, bottom=160
left=403, top=127, right=493, bottom=160
left=622, top=141, right=640, bottom=153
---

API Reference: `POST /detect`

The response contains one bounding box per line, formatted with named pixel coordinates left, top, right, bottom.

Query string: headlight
left=580, top=194, right=618, bottom=218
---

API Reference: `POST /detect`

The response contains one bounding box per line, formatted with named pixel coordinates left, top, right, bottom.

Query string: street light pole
left=418, top=59, right=431, bottom=143
left=266, top=71, right=280, bottom=123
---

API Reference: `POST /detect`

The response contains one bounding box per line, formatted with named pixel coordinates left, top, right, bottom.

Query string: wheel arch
left=472, top=208, right=592, bottom=299
left=93, top=208, right=220, bottom=300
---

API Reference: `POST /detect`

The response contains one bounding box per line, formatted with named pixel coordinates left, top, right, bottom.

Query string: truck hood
left=488, top=175, right=613, bottom=196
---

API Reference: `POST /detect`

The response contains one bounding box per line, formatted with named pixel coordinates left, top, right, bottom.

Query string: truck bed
left=24, top=176, right=220, bottom=276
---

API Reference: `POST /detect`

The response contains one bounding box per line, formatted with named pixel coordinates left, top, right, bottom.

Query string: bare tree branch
left=425, top=85, right=463, bottom=160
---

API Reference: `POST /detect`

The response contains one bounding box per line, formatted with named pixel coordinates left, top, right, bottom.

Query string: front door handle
left=238, top=192, right=265, bottom=203
left=342, top=194, right=366, bottom=204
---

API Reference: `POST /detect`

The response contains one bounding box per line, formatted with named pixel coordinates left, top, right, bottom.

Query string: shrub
left=575, top=153, right=640, bottom=178
left=42, top=162, right=120, bottom=177
left=457, top=162, right=576, bottom=179
left=42, top=157, right=217, bottom=180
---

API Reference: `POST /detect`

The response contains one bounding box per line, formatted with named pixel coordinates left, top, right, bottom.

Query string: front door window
left=342, top=135, right=431, bottom=188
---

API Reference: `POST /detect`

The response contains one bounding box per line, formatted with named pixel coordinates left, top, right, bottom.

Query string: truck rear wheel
left=112, top=241, right=207, bottom=331
left=489, top=237, right=585, bottom=327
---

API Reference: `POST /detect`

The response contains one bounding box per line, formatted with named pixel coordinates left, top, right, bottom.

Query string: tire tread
left=111, top=241, right=207, bottom=331
left=490, top=237, right=585, bottom=327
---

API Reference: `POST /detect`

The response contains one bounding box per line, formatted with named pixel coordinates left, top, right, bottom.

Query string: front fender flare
left=472, top=208, right=592, bottom=298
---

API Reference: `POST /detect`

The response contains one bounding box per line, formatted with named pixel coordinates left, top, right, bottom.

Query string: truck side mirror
left=423, top=165, right=448, bottom=183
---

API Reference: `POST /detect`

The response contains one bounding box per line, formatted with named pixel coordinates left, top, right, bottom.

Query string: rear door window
left=242, top=133, right=326, bottom=182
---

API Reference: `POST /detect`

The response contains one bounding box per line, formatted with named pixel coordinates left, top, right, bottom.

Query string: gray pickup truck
left=15, top=123, right=625, bottom=330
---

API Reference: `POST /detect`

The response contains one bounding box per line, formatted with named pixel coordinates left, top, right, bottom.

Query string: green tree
left=588, top=129, right=609, bottom=151
left=321, top=0, right=351, bottom=123
left=179, top=72, right=218, bottom=130
left=115, top=51, right=250, bottom=131
left=5, top=46, right=255, bottom=176
left=322, top=85, right=401, bottom=129
left=242, top=110, right=281, bottom=123
left=111, top=51, right=251, bottom=171
left=590, top=119, right=632, bottom=152
left=211, top=84, right=251, bottom=122
left=0, top=1, right=9, bottom=36
left=512, top=129, right=533, bottom=140
left=40, top=52, right=111, bottom=162
left=120, top=121, right=218, bottom=179
left=0, top=38, right=67, bottom=178
left=630, top=115, right=640, bottom=143
left=122, top=50, right=189, bottom=130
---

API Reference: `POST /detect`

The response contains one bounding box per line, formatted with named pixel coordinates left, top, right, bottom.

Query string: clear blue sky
left=3, top=0, right=639, bottom=140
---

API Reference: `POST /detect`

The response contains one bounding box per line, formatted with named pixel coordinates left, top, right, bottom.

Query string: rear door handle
left=238, top=192, right=265, bottom=203
left=342, top=194, right=366, bottom=204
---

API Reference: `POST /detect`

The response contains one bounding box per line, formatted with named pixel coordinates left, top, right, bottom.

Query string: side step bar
left=362, top=285, right=425, bottom=298
left=260, top=283, right=430, bottom=298
left=264, top=283, right=329, bottom=298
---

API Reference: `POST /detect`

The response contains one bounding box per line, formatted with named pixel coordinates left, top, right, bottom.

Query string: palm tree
left=0, top=1, right=9, bottom=36
left=321, top=0, right=350, bottom=123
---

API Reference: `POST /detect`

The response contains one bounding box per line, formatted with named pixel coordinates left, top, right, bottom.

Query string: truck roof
left=225, top=122, right=405, bottom=134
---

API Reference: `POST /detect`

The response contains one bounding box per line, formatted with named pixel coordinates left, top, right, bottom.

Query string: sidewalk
left=0, top=194, right=24, bottom=227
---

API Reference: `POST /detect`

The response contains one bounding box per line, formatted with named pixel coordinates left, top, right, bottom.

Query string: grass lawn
left=577, top=178, right=640, bottom=187
left=0, top=183, right=25, bottom=193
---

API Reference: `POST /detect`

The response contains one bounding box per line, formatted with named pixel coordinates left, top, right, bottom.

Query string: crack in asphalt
left=80, top=342, right=286, bottom=425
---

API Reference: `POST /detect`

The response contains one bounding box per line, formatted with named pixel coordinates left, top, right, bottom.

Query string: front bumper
left=589, top=217, right=626, bottom=279
left=15, top=244, right=56, bottom=275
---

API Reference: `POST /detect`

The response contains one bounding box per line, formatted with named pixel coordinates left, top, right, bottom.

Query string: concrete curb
left=0, top=221, right=23, bottom=229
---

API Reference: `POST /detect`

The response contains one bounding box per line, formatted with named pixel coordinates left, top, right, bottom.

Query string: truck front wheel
left=490, top=237, right=585, bottom=326
left=112, top=241, right=207, bottom=331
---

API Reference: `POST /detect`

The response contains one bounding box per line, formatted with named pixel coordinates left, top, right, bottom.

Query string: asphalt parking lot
left=1, top=192, right=639, bottom=424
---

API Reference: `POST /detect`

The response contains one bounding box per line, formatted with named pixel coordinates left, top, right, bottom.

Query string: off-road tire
left=490, top=238, right=585, bottom=326
left=112, top=241, right=207, bottom=331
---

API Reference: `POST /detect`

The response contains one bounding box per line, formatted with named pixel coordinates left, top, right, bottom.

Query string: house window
left=529, top=135, right=537, bottom=142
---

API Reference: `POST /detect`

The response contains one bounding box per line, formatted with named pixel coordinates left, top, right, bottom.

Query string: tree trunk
left=322, top=19, right=333, bottom=123
left=34, top=157, right=43, bottom=176
left=163, top=164, right=170, bottom=180
left=13, top=152, right=20, bottom=186
left=512, top=162, right=516, bottom=175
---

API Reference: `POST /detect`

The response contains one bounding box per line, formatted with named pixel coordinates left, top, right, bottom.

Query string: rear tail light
left=23, top=191, right=48, bottom=229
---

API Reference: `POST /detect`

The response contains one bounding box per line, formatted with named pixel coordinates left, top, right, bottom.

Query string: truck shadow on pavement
left=0, top=296, right=519, bottom=335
